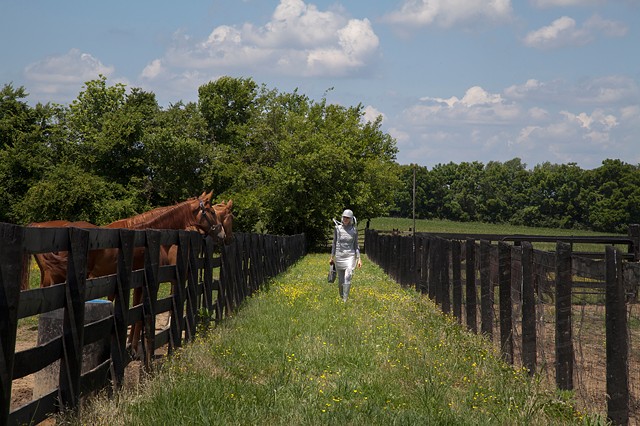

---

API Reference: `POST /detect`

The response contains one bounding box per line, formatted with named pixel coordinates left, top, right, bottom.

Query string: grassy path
left=73, top=254, right=601, bottom=425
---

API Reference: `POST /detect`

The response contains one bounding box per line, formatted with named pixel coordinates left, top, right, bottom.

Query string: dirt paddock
left=11, top=313, right=172, bottom=425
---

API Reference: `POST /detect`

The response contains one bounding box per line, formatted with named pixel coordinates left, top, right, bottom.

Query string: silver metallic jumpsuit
left=331, top=223, right=360, bottom=302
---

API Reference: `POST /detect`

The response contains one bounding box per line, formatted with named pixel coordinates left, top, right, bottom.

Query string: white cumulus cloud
left=24, top=48, right=114, bottom=88
left=141, top=59, right=164, bottom=80
left=415, top=86, right=521, bottom=125
left=23, top=48, right=115, bottom=102
left=531, top=0, right=604, bottom=7
left=143, top=0, right=379, bottom=82
left=382, top=0, right=513, bottom=29
left=393, top=77, right=636, bottom=168
left=505, top=76, right=639, bottom=106
left=523, top=14, right=627, bottom=49
left=363, top=105, right=385, bottom=123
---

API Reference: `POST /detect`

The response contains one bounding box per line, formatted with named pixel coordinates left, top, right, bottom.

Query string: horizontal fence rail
left=365, top=227, right=640, bottom=426
left=0, top=223, right=305, bottom=426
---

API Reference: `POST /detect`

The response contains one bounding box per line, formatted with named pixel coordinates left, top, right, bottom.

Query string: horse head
left=214, top=199, right=234, bottom=245
left=193, top=191, right=227, bottom=243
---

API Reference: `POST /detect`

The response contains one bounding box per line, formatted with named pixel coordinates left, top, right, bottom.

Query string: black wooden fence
left=0, top=223, right=305, bottom=426
left=365, top=227, right=640, bottom=426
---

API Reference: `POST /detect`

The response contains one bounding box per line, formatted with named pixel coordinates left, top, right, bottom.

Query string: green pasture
left=368, top=217, right=622, bottom=235
left=68, top=254, right=605, bottom=425
left=367, top=217, right=627, bottom=253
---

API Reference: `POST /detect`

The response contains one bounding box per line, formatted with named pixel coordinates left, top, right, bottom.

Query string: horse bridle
left=197, top=200, right=223, bottom=235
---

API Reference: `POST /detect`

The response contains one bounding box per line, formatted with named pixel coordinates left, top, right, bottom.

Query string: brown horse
left=24, top=220, right=99, bottom=290
left=22, top=192, right=232, bottom=354
left=163, top=200, right=234, bottom=265
left=158, top=200, right=234, bottom=332
left=119, top=196, right=233, bottom=353
left=22, top=192, right=225, bottom=289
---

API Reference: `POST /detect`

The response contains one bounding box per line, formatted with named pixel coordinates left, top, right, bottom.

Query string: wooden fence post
left=498, top=242, right=513, bottom=364
left=480, top=240, right=493, bottom=339
left=414, top=236, right=423, bottom=293
left=391, top=235, right=401, bottom=283
left=420, top=237, right=430, bottom=295
left=521, top=241, right=537, bottom=376
left=0, top=223, right=25, bottom=426
left=58, top=227, right=89, bottom=412
left=465, top=239, right=477, bottom=333
left=413, top=235, right=421, bottom=293
left=451, top=240, right=462, bottom=322
left=141, top=230, right=161, bottom=372
left=202, top=236, right=216, bottom=317
left=397, top=236, right=406, bottom=286
left=186, top=232, right=202, bottom=340
left=441, top=239, right=451, bottom=314
left=168, top=231, right=190, bottom=353
left=404, top=236, right=414, bottom=288
left=628, top=224, right=640, bottom=262
left=555, top=241, right=573, bottom=390
left=606, top=246, right=629, bottom=425
left=428, top=238, right=439, bottom=301
left=111, top=229, right=135, bottom=388
left=378, top=234, right=387, bottom=275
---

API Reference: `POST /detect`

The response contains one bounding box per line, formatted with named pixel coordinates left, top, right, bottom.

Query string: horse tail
left=20, top=252, right=31, bottom=291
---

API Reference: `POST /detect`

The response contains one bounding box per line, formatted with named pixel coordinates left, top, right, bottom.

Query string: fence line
left=0, top=223, right=305, bottom=426
left=365, top=227, right=639, bottom=426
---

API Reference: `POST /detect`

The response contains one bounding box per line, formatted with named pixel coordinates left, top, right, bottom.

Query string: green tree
left=427, top=162, right=464, bottom=220
left=519, top=162, right=588, bottom=229
left=450, top=161, right=485, bottom=222
left=141, top=101, right=212, bottom=206
left=68, top=77, right=158, bottom=190
left=198, top=76, right=258, bottom=148
left=204, top=82, right=400, bottom=248
left=0, top=84, right=65, bottom=223
left=14, top=162, right=139, bottom=224
left=197, top=78, right=399, bottom=245
left=1, top=84, right=32, bottom=148
left=479, top=159, right=528, bottom=223
left=587, top=159, right=640, bottom=232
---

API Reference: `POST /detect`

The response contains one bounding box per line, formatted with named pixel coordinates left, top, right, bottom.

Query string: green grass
left=368, top=217, right=622, bottom=236
left=69, top=254, right=605, bottom=425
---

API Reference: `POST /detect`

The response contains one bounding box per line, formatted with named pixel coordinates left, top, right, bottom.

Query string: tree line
left=392, top=158, right=640, bottom=234
left=0, top=76, right=398, bottom=249
left=1, top=76, right=637, bottom=250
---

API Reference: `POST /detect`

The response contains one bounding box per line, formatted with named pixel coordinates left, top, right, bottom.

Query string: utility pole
left=412, top=163, right=416, bottom=239
left=412, top=164, right=418, bottom=287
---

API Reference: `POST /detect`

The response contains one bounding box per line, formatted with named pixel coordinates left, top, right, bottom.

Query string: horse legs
left=127, top=287, right=144, bottom=357
left=127, top=246, right=174, bottom=358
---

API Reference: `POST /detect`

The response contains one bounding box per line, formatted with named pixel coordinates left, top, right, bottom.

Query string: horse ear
left=198, top=191, right=206, bottom=199
left=200, top=191, right=213, bottom=203
left=226, top=199, right=233, bottom=210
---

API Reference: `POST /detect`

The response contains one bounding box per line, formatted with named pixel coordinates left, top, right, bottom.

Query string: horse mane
left=109, top=198, right=198, bottom=230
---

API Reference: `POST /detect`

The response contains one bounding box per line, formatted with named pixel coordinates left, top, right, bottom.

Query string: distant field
left=368, top=217, right=623, bottom=237
left=366, top=217, right=626, bottom=253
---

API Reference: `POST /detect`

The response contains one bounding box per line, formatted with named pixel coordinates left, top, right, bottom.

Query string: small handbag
left=327, top=263, right=337, bottom=283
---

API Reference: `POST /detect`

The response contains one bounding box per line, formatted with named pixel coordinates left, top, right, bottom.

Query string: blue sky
left=1, top=0, right=639, bottom=169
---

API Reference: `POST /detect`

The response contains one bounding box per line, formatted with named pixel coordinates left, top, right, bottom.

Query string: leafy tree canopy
left=1, top=76, right=400, bottom=249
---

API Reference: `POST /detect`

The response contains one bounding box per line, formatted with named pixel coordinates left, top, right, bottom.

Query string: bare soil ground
left=11, top=313, right=172, bottom=425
